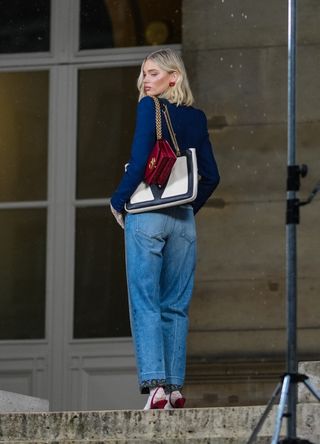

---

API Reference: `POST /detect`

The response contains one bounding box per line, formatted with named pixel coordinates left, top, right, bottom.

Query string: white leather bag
left=124, top=101, right=198, bottom=214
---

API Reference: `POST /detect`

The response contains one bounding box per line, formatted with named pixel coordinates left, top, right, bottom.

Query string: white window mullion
left=46, top=64, right=78, bottom=410
left=51, top=0, right=78, bottom=63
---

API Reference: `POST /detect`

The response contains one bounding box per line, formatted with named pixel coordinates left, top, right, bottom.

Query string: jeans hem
left=140, top=378, right=167, bottom=394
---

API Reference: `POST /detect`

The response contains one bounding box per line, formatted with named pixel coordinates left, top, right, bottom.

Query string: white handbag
left=124, top=101, right=198, bottom=214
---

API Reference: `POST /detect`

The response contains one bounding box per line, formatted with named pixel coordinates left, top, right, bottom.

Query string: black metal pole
left=286, top=0, right=297, bottom=438
left=247, top=2, right=320, bottom=441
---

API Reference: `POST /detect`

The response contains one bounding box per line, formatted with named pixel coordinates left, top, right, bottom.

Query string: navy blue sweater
left=111, top=96, right=220, bottom=214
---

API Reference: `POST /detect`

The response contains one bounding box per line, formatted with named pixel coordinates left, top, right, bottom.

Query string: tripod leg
left=271, top=374, right=291, bottom=444
left=246, top=383, right=282, bottom=444
left=303, top=379, right=320, bottom=402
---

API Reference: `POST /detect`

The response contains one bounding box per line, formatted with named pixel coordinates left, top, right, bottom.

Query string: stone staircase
left=0, top=403, right=319, bottom=443
left=1, top=362, right=320, bottom=443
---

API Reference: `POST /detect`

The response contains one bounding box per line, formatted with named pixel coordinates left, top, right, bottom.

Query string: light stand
left=247, top=1, right=320, bottom=443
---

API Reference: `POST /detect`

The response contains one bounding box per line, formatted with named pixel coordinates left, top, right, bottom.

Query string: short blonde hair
left=137, top=48, right=194, bottom=106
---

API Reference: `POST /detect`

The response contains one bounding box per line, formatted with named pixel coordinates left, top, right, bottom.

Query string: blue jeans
left=125, top=205, right=196, bottom=394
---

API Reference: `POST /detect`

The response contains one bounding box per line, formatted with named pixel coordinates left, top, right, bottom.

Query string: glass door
left=0, top=0, right=182, bottom=411
left=73, top=66, right=139, bottom=339
left=0, top=69, right=49, bottom=340
left=0, top=68, right=50, bottom=396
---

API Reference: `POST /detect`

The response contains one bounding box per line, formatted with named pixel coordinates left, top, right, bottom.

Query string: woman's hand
left=110, top=203, right=124, bottom=229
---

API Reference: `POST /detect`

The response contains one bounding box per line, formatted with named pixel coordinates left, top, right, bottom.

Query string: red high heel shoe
left=169, top=391, right=186, bottom=408
left=144, top=387, right=167, bottom=410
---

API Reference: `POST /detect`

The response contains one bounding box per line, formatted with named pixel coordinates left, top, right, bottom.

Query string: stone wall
left=183, top=0, right=320, bottom=406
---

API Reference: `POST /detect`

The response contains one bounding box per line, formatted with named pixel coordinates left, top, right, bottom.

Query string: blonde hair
left=137, top=48, right=194, bottom=106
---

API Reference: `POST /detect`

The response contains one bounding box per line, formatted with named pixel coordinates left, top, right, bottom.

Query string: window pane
left=77, top=67, right=138, bottom=199
left=80, top=0, right=181, bottom=50
left=74, top=207, right=130, bottom=338
left=0, top=71, right=49, bottom=202
left=0, top=209, right=46, bottom=339
left=0, top=0, right=50, bottom=54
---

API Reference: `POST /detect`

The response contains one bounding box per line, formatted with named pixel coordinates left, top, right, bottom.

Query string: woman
left=110, top=48, right=220, bottom=410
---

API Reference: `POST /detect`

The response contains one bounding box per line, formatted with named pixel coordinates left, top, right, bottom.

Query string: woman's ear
left=170, top=71, right=178, bottom=83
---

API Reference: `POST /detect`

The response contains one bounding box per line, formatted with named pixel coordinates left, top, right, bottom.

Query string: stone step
left=0, top=390, right=49, bottom=413
left=0, top=404, right=319, bottom=443
left=0, top=440, right=271, bottom=444
left=298, top=361, right=320, bottom=403
left=0, top=438, right=288, bottom=442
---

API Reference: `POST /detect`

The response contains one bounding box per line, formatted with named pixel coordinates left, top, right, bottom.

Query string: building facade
left=0, top=0, right=319, bottom=411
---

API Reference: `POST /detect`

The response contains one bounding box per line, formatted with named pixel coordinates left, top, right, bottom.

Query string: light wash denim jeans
left=124, top=205, right=196, bottom=394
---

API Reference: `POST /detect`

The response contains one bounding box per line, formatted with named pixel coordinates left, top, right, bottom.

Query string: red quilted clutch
left=144, top=97, right=179, bottom=187
left=144, top=139, right=176, bottom=186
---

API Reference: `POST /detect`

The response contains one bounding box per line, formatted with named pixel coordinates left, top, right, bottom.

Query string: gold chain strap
left=152, top=96, right=181, bottom=156
left=162, top=104, right=181, bottom=156
left=152, top=96, right=162, bottom=140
